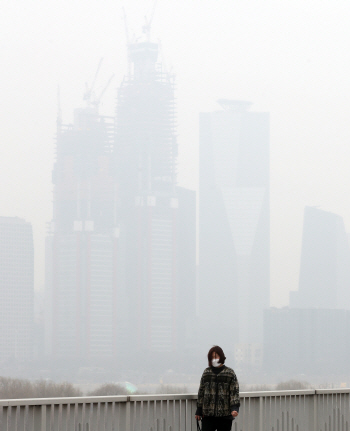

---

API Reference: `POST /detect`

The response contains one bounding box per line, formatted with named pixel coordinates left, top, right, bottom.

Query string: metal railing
left=0, top=388, right=349, bottom=430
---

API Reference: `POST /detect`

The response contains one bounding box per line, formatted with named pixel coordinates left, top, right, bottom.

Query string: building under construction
left=45, top=102, right=122, bottom=360
left=115, top=41, right=195, bottom=355
left=46, top=37, right=196, bottom=362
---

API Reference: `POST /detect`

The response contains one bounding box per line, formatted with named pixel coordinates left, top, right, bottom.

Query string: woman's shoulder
left=202, top=367, right=212, bottom=375
left=223, top=366, right=237, bottom=375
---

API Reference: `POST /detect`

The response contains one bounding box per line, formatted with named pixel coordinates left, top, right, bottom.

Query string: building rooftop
left=217, top=99, right=252, bottom=111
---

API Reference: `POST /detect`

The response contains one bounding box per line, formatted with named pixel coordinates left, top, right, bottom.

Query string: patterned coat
left=196, top=366, right=240, bottom=417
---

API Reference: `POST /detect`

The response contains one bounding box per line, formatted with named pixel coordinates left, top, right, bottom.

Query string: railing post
left=313, top=392, right=317, bottom=431
left=259, top=396, right=263, bottom=431
left=33, top=405, right=46, bottom=431
left=126, top=396, right=131, bottom=431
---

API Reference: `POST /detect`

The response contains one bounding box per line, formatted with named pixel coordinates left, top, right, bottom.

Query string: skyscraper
left=290, top=206, right=350, bottom=309
left=46, top=37, right=196, bottom=360
left=199, top=100, right=270, bottom=348
left=46, top=106, right=118, bottom=359
left=0, top=217, right=34, bottom=361
left=115, top=41, right=196, bottom=354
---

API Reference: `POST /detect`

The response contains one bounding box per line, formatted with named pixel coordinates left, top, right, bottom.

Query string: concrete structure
left=290, top=206, right=350, bottom=309
left=264, top=307, right=350, bottom=375
left=0, top=217, right=34, bottom=361
left=1, top=389, right=349, bottom=430
left=199, top=100, right=270, bottom=349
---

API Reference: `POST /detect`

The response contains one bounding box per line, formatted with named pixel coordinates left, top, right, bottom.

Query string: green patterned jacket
left=196, top=366, right=240, bottom=417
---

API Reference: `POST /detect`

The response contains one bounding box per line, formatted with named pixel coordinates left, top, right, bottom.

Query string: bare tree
left=87, top=383, right=129, bottom=396
left=0, top=377, right=82, bottom=399
left=240, top=384, right=273, bottom=392
left=276, top=380, right=311, bottom=390
left=155, top=384, right=188, bottom=394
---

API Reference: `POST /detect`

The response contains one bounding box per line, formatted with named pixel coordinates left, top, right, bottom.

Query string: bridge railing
left=0, top=388, right=349, bottom=430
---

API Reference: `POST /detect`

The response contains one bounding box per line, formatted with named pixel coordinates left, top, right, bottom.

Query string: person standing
left=195, top=346, right=240, bottom=431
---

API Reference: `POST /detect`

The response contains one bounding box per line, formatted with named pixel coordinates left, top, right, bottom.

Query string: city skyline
left=45, top=33, right=196, bottom=359
left=2, top=2, right=350, bottom=389
left=2, top=0, right=350, bottom=309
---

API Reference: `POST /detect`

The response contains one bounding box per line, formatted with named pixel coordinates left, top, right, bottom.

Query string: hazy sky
left=1, top=0, right=350, bottom=306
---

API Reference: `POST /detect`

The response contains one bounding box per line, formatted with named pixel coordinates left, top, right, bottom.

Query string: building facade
left=0, top=217, right=34, bottom=361
left=290, top=206, right=350, bottom=309
left=199, top=100, right=270, bottom=349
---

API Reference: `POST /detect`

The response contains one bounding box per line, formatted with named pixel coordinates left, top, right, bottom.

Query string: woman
left=195, top=346, right=240, bottom=431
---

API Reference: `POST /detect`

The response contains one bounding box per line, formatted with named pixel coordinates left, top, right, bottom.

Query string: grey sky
left=1, top=0, right=350, bottom=306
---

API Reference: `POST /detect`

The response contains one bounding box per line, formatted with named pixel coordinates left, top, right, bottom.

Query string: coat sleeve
left=230, top=372, right=240, bottom=413
left=195, top=373, right=205, bottom=416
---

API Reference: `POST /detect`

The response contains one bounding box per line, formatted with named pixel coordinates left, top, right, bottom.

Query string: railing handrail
left=0, top=388, right=349, bottom=407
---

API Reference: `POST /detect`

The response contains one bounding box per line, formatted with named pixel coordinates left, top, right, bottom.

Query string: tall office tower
left=290, top=206, right=350, bottom=309
left=199, top=100, right=270, bottom=348
left=115, top=41, right=196, bottom=354
left=46, top=106, right=119, bottom=360
left=0, top=217, right=34, bottom=361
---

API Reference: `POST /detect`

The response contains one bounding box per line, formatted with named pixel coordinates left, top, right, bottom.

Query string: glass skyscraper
left=199, top=100, right=270, bottom=350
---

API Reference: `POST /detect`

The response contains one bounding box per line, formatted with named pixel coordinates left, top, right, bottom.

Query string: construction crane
left=122, top=6, right=130, bottom=46
left=122, top=6, right=133, bottom=77
left=142, top=0, right=158, bottom=42
left=57, top=84, right=62, bottom=126
left=84, top=58, right=103, bottom=105
left=91, top=74, right=115, bottom=108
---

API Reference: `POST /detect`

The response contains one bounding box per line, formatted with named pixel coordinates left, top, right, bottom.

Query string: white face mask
left=212, top=358, right=221, bottom=367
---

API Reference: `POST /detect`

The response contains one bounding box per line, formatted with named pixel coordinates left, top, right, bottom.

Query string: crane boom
left=84, top=58, right=103, bottom=104
left=93, top=74, right=115, bottom=107
left=122, top=6, right=130, bottom=46
left=143, top=0, right=158, bottom=42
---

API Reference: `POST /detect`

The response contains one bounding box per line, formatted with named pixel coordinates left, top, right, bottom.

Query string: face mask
left=212, top=358, right=221, bottom=367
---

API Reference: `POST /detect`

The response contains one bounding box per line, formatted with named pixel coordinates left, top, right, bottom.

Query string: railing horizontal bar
left=315, top=388, right=350, bottom=395
left=0, top=395, right=128, bottom=407
left=1, top=389, right=349, bottom=407
left=130, top=394, right=197, bottom=402
left=240, top=389, right=317, bottom=397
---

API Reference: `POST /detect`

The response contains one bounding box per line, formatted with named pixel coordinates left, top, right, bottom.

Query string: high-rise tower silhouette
left=46, top=103, right=118, bottom=359
left=46, top=37, right=196, bottom=361
left=115, top=41, right=195, bottom=354
left=199, top=100, right=270, bottom=349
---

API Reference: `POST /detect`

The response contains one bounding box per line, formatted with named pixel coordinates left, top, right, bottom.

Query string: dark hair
left=207, top=346, right=226, bottom=366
